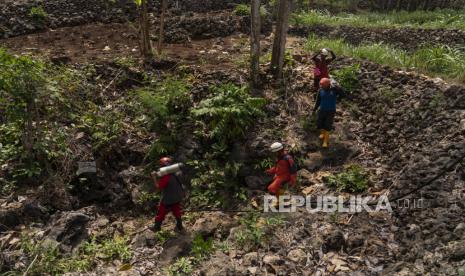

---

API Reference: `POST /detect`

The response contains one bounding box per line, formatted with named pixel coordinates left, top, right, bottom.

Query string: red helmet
left=319, top=78, right=331, bottom=89
left=159, top=157, right=172, bottom=166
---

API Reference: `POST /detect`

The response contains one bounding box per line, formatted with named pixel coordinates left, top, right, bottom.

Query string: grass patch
left=292, top=9, right=465, bottom=30
left=15, top=234, right=132, bottom=275
left=305, top=35, right=465, bottom=82
left=326, top=164, right=369, bottom=193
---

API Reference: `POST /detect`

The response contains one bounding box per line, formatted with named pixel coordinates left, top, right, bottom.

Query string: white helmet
left=270, top=142, right=284, bottom=153
left=330, top=78, right=339, bottom=87
left=321, top=48, right=329, bottom=56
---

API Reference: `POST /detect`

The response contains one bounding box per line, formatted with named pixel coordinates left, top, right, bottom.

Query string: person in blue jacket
left=312, top=78, right=347, bottom=148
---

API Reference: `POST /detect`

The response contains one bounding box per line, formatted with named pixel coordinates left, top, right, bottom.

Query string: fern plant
left=191, top=83, right=266, bottom=144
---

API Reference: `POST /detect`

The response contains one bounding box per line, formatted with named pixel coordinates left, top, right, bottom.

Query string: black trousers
left=317, top=110, right=335, bottom=131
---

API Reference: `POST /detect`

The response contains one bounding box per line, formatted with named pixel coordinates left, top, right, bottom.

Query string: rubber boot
left=175, top=217, right=185, bottom=233
left=151, top=221, right=162, bottom=232
left=319, top=129, right=324, bottom=140
left=322, top=130, right=330, bottom=148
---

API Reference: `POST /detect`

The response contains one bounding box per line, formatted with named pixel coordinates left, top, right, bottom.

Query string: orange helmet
left=159, top=157, right=172, bottom=166
left=319, top=78, right=331, bottom=89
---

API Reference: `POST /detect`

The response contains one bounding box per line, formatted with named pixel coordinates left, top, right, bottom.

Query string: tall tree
left=270, top=0, right=292, bottom=79
left=135, top=0, right=154, bottom=61
left=250, top=0, right=261, bottom=88
left=157, top=0, right=168, bottom=55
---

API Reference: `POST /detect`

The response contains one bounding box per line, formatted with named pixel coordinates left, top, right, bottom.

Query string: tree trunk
left=270, top=0, right=291, bottom=79
left=157, top=0, right=167, bottom=55
left=139, top=0, right=153, bottom=61
left=250, top=0, right=261, bottom=88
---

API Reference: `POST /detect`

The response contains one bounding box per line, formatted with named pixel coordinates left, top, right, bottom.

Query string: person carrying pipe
left=266, top=142, right=298, bottom=203
left=312, top=48, right=336, bottom=92
left=312, top=78, right=347, bottom=148
left=150, top=157, right=185, bottom=232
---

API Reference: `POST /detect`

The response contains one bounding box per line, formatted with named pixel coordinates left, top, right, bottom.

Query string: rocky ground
left=0, top=2, right=464, bottom=275
left=0, top=0, right=251, bottom=39
left=290, top=24, right=465, bottom=51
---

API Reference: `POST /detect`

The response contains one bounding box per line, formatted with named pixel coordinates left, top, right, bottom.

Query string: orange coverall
left=266, top=158, right=292, bottom=195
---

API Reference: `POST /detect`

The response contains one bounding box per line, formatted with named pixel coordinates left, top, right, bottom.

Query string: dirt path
left=0, top=22, right=248, bottom=68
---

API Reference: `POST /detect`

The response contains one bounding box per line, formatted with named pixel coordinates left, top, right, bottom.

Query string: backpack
left=281, top=154, right=298, bottom=186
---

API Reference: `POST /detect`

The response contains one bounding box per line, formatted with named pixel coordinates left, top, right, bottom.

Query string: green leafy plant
left=188, top=159, right=245, bottom=208
left=166, top=257, right=194, bottom=276
left=332, top=64, right=360, bottom=92
left=0, top=49, right=74, bottom=188
left=326, top=164, right=369, bottom=193
left=235, top=212, right=284, bottom=250
left=154, top=230, right=174, bottom=244
left=78, top=104, right=123, bottom=150
left=190, top=234, right=214, bottom=260
left=29, top=6, right=48, bottom=22
left=254, top=157, right=274, bottom=170
left=234, top=4, right=268, bottom=17
left=134, top=76, right=191, bottom=159
left=235, top=4, right=251, bottom=16
left=191, top=83, right=266, bottom=145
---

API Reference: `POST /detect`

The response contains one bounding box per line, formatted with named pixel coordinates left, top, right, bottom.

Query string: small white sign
left=77, top=161, right=97, bottom=175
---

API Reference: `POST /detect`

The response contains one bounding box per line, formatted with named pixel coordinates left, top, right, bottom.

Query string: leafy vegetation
left=188, top=159, right=247, bottom=208
left=191, top=83, right=266, bottom=145
left=134, top=76, right=192, bottom=159
left=234, top=212, right=284, bottom=250
left=17, top=234, right=132, bottom=275
left=29, top=6, right=48, bottom=23
left=0, top=50, right=76, bottom=193
left=190, top=234, right=214, bottom=259
left=292, top=9, right=465, bottom=30
left=166, top=257, right=194, bottom=276
left=332, top=64, right=360, bottom=92
left=305, top=35, right=465, bottom=82
left=234, top=4, right=268, bottom=17
left=165, top=234, right=214, bottom=275
left=326, top=164, right=369, bottom=193
left=154, top=229, right=175, bottom=244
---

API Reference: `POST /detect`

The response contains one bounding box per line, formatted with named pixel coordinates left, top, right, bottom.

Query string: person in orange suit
left=266, top=142, right=297, bottom=199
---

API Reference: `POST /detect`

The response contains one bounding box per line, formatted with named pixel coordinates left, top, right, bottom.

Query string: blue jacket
left=313, top=87, right=346, bottom=112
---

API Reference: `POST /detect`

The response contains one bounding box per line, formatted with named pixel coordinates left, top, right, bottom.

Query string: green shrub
left=0, top=49, right=73, bottom=188
left=134, top=76, right=192, bottom=159
left=326, top=164, right=369, bottom=193
left=77, top=104, right=123, bottom=150
left=191, top=234, right=214, bottom=259
left=234, top=4, right=268, bottom=17
left=234, top=4, right=251, bottom=16
left=29, top=6, right=48, bottom=22
left=191, top=83, right=266, bottom=145
left=188, top=159, right=246, bottom=208
left=332, top=64, right=360, bottom=92
left=166, top=257, right=194, bottom=276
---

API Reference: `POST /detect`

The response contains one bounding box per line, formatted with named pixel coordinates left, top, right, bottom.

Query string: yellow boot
left=322, top=130, right=330, bottom=148
left=273, top=189, right=286, bottom=208
left=319, top=129, right=324, bottom=140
